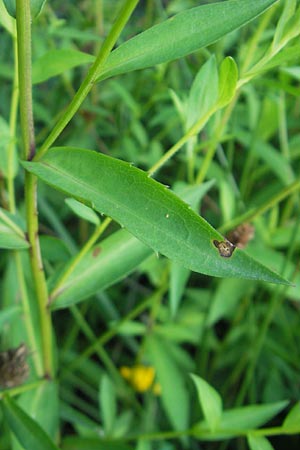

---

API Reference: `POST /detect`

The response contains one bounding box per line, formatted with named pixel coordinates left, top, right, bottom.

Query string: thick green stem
left=16, top=0, right=34, bottom=160
left=25, top=173, right=54, bottom=377
left=35, top=0, right=140, bottom=161
left=7, top=28, right=18, bottom=213
left=16, top=0, right=54, bottom=377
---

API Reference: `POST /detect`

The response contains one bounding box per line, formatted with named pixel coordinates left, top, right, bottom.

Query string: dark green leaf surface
left=2, top=394, right=59, bottom=450
left=96, top=0, right=278, bottom=81
left=23, top=147, right=289, bottom=284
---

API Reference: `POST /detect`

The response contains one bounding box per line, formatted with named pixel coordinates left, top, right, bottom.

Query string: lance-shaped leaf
left=2, top=394, right=59, bottom=450
left=49, top=229, right=153, bottom=310
left=96, top=0, right=278, bottom=82
left=23, top=148, right=289, bottom=284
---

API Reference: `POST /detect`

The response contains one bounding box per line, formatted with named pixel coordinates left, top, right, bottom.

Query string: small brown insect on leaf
left=213, top=239, right=236, bottom=258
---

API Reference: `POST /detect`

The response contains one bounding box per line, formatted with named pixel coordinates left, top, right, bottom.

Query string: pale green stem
left=14, top=252, right=43, bottom=375
left=7, top=26, right=18, bottom=213
left=240, top=7, right=276, bottom=74
left=219, top=179, right=300, bottom=234
left=279, top=90, right=290, bottom=160
left=148, top=108, right=216, bottom=177
left=60, top=287, right=165, bottom=379
left=70, top=305, right=127, bottom=388
left=25, top=173, right=54, bottom=377
left=49, top=217, right=111, bottom=301
left=16, top=0, right=54, bottom=377
left=16, top=0, right=34, bottom=160
left=35, top=0, right=140, bottom=161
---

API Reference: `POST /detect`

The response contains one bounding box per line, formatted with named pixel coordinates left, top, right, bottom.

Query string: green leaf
left=169, top=180, right=215, bottom=317
left=146, top=334, right=189, bottom=431
left=2, top=394, right=59, bottom=450
left=192, top=400, right=288, bottom=440
left=217, top=57, right=238, bottom=108
left=0, top=208, right=29, bottom=250
left=65, top=198, right=100, bottom=225
left=186, top=55, right=218, bottom=129
left=3, top=0, right=46, bottom=18
left=272, top=0, right=296, bottom=48
left=0, top=116, right=18, bottom=179
left=207, top=278, right=252, bottom=326
left=32, top=49, right=95, bottom=84
left=190, top=374, right=223, bottom=431
left=50, top=229, right=152, bottom=310
left=247, top=434, right=275, bottom=450
left=23, top=147, right=290, bottom=285
left=0, top=0, right=15, bottom=34
left=246, top=44, right=300, bottom=78
left=99, top=374, right=116, bottom=436
left=283, top=402, right=300, bottom=432
left=96, top=0, right=278, bottom=81
left=0, top=305, right=21, bottom=331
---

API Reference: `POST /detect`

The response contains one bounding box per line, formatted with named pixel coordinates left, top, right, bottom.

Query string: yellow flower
left=120, top=365, right=161, bottom=395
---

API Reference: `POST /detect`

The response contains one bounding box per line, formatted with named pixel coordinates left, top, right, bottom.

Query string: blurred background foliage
left=0, top=0, right=300, bottom=449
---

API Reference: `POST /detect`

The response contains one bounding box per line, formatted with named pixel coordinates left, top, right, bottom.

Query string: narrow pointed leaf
left=23, top=148, right=290, bottom=284
left=247, top=434, right=275, bottom=450
left=283, top=402, right=300, bottom=431
left=0, top=208, right=29, bottom=250
left=190, top=374, right=223, bottom=431
left=65, top=198, right=100, bottom=225
left=96, top=0, right=278, bottom=81
left=2, top=394, right=59, bottom=450
left=50, top=229, right=152, bottom=310
left=217, top=57, right=238, bottom=107
left=32, top=49, right=95, bottom=84
left=192, top=400, right=288, bottom=440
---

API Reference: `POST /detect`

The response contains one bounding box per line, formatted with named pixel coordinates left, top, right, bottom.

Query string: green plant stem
left=236, top=216, right=299, bottom=405
left=16, top=0, right=34, bottom=161
left=17, top=0, right=54, bottom=378
left=69, top=305, right=128, bottom=391
left=240, top=6, right=276, bottom=74
left=14, top=252, right=43, bottom=376
left=219, top=179, right=300, bottom=234
left=60, top=287, right=166, bottom=379
left=7, top=26, right=18, bottom=213
left=35, top=0, right=140, bottom=161
left=25, top=173, right=54, bottom=377
left=49, top=217, right=111, bottom=301
left=148, top=107, right=216, bottom=177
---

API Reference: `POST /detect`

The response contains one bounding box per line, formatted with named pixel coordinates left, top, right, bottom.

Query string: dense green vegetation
left=0, top=0, right=300, bottom=449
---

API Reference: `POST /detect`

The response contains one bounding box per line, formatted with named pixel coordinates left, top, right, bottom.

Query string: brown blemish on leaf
left=213, top=239, right=236, bottom=258
left=92, top=247, right=101, bottom=257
